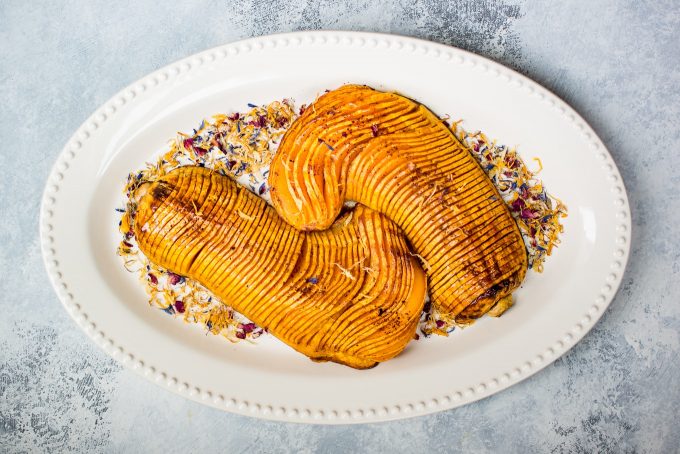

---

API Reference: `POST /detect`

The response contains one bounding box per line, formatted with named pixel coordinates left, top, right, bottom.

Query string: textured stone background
left=1, top=0, right=679, bottom=452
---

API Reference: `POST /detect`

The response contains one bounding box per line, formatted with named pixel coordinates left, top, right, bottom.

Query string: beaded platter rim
left=39, top=31, right=631, bottom=424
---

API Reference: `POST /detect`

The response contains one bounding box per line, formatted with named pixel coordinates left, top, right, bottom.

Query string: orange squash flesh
left=134, top=166, right=427, bottom=369
left=269, top=85, right=528, bottom=323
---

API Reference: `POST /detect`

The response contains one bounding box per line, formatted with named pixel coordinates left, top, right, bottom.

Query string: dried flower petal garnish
left=452, top=124, right=567, bottom=272
left=117, top=100, right=295, bottom=342
left=117, top=100, right=566, bottom=344
left=418, top=122, right=568, bottom=336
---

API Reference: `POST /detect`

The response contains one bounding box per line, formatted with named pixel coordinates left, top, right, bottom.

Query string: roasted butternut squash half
left=269, top=85, right=527, bottom=323
left=133, top=166, right=427, bottom=368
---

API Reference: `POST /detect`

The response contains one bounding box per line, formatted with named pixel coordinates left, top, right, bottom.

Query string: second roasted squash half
left=269, top=85, right=528, bottom=323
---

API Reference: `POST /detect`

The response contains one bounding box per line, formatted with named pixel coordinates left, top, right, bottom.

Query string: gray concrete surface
left=1, top=0, right=679, bottom=452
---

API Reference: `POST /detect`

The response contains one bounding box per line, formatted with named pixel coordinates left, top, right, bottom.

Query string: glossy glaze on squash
left=133, top=166, right=427, bottom=369
left=269, top=85, right=527, bottom=323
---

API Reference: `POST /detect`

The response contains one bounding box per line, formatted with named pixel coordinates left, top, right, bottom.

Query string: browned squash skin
left=133, top=166, right=427, bottom=369
left=269, top=85, right=527, bottom=323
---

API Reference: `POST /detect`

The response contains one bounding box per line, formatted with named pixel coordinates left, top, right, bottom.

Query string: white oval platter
left=40, top=31, right=631, bottom=424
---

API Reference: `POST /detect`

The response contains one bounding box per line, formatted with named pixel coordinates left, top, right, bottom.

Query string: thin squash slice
left=133, top=166, right=427, bottom=368
left=269, top=85, right=527, bottom=323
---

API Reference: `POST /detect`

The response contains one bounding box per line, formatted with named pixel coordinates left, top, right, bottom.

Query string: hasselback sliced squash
left=133, top=166, right=427, bottom=369
left=269, top=85, right=528, bottom=323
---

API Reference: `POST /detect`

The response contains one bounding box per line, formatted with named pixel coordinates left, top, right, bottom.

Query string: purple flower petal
left=521, top=209, right=538, bottom=219
left=510, top=198, right=526, bottom=211
left=241, top=322, right=257, bottom=333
